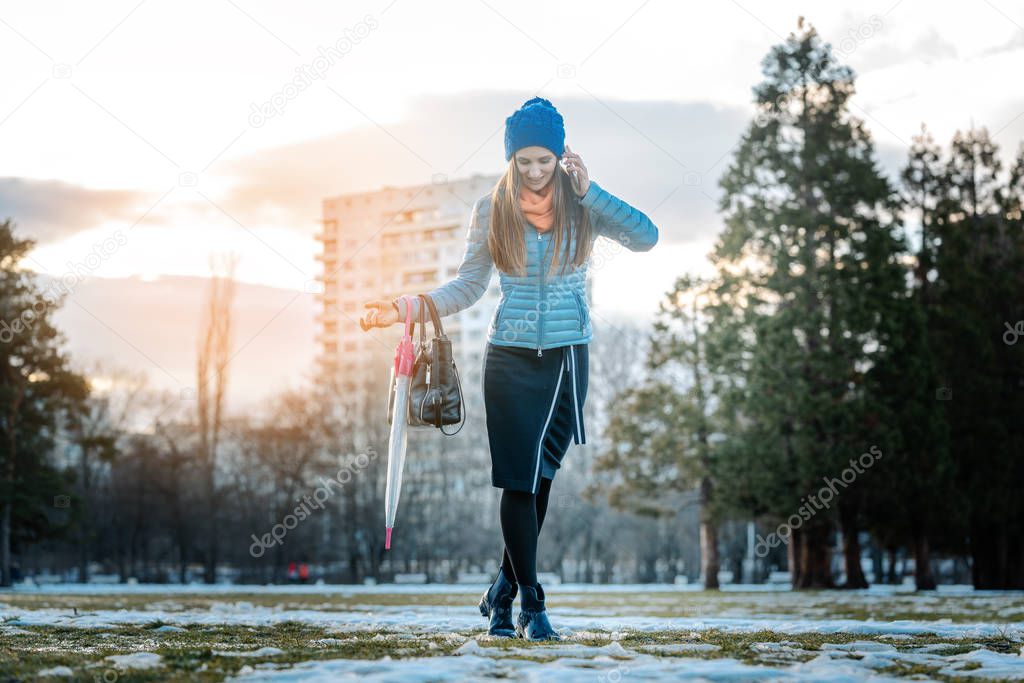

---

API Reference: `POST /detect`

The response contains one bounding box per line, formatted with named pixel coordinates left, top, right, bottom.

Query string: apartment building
left=316, top=173, right=502, bottom=418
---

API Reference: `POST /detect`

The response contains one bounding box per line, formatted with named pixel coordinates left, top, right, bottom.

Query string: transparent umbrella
left=383, top=295, right=416, bottom=550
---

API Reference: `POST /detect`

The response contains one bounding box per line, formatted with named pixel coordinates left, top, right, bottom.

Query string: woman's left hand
left=561, top=144, right=590, bottom=197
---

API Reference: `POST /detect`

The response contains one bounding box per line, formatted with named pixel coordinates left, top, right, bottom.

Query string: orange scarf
left=519, top=181, right=554, bottom=232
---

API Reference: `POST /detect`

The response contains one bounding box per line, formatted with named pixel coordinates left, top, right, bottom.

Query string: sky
left=2, top=0, right=1023, bottom=408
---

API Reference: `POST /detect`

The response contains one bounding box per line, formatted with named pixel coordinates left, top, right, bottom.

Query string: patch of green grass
left=0, top=623, right=472, bottom=682
left=4, top=590, right=1022, bottom=681
left=876, top=660, right=945, bottom=679
left=3, top=627, right=1012, bottom=683
left=4, top=589, right=1024, bottom=623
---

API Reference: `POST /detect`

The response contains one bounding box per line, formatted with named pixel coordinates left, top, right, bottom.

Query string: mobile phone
left=561, top=154, right=579, bottom=192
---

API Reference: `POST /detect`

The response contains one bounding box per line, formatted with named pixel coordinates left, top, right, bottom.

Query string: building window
left=403, top=270, right=436, bottom=286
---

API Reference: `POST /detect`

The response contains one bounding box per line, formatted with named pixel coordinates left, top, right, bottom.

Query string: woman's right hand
left=360, top=299, right=400, bottom=330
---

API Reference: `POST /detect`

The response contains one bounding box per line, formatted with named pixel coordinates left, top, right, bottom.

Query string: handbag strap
left=439, top=362, right=466, bottom=436
left=420, top=294, right=446, bottom=338
left=402, top=294, right=414, bottom=337
left=416, top=294, right=426, bottom=345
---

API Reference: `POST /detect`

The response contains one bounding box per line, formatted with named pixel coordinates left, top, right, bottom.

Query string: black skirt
left=482, top=342, right=589, bottom=493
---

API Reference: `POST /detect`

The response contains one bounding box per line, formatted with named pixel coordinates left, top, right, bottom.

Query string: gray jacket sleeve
left=395, top=196, right=494, bottom=321
left=580, top=179, right=659, bottom=251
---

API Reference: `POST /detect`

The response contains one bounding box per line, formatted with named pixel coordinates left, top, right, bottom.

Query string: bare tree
left=245, top=389, right=335, bottom=581
left=196, top=253, right=239, bottom=583
left=67, top=361, right=148, bottom=582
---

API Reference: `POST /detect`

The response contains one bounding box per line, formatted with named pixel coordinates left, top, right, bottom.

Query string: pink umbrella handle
left=403, top=294, right=416, bottom=337
left=385, top=527, right=393, bottom=550
left=394, top=295, right=415, bottom=378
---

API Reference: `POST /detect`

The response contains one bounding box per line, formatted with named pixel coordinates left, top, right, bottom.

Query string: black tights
left=498, top=477, right=553, bottom=588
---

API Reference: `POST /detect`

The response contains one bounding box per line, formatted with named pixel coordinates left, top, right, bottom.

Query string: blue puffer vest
left=396, top=179, right=659, bottom=356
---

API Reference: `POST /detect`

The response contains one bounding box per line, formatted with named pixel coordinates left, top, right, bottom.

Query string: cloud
left=45, top=273, right=318, bottom=414
left=217, top=90, right=753, bottom=244
left=3, top=89, right=929, bottom=256
left=0, top=177, right=159, bottom=243
left=979, top=31, right=1024, bottom=58
left=852, top=27, right=959, bottom=75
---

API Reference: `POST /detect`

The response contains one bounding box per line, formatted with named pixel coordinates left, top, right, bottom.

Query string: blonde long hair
left=487, top=160, right=593, bottom=277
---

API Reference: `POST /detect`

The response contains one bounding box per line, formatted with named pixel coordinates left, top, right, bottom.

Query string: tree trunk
left=970, top=531, right=985, bottom=588
left=0, top=501, right=11, bottom=587
left=177, top=526, right=188, bottom=584
left=115, top=523, right=126, bottom=583
left=794, top=521, right=834, bottom=589
left=699, top=476, right=720, bottom=590
left=913, top=534, right=936, bottom=590
left=77, top=446, right=91, bottom=583
left=970, top=522, right=998, bottom=589
left=78, top=520, right=90, bottom=583
left=348, top=548, right=360, bottom=584
left=1013, top=538, right=1024, bottom=590
left=839, top=503, right=868, bottom=588
left=700, top=517, right=720, bottom=590
left=203, top=467, right=218, bottom=584
left=788, top=526, right=803, bottom=588
left=1, top=391, right=24, bottom=587
left=996, top=531, right=1009, bottom=588
left=887, top=547, right=900, bottom=584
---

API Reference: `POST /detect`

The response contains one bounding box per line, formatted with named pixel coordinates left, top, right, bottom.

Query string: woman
left=362, top=97, right=658, bottom=640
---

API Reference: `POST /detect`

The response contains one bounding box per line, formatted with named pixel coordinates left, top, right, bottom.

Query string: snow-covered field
left=3, top=583, right=1024, bottom=681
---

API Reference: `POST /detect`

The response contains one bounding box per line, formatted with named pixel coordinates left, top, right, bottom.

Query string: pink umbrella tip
left=385, top=527, right=392, bottom=550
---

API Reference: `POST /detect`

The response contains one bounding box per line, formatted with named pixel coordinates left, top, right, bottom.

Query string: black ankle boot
left=478, top=566, right=517, bottom=637
left=516, top=582, right=559, bottom=641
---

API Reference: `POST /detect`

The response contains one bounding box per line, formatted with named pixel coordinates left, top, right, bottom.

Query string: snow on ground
left=103, top=651, right=164, bottom=670
left=5, top=601, right=1024, bottom=640
left=1, top=581, right=995, bottom=595
left=231, top=649, right=908, bottom=682
left=227, top=634, right=1024, bottom=682
left=3, top=583, right=1024, bottom=681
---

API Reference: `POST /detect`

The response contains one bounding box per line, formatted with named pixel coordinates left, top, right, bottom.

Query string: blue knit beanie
left=504, top=97, right=565, bottom=161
